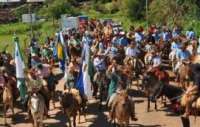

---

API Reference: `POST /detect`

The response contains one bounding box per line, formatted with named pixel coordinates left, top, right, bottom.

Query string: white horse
left=29, top=93, right=45, bottom=127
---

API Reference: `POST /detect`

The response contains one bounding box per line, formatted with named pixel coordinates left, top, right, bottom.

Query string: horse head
left=30, top=93, right=40, bottom=113
left=116, top=90, right=130, bottom=108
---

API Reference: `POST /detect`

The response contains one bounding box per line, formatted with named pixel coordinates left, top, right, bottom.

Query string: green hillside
left=1, top=0, right=200, bottom=53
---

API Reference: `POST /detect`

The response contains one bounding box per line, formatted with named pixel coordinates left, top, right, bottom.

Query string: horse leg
left=181, top=116, right=190, bottom=127
left=82, top=105, right=87, bottom=122
left=155, top=100, right=157, bottom=111
left=51, top=91, right=55, bottom=109
left=147, top=97, right=150, bottom=112
left=3, top=104, right=7, bottom=125
left=99, top=86, right=103, bottom=111
left=73, top=114, right=76, bottom=127
left=10, top=100, right=15, bottom=123
left=66, top=113, right=72, bottom=127
left=162, top=96, right=167, bottom=107
left=136, top=79, right=140, bottom=90
left=39, top=115, right=43, bottom=127
left=125, top=119, right=129, bottom=127
left=11, top=102, right=14, bottom=115
left=33, top=115, right=38, bottom=127
left=78, top=109, right=81, bottom=124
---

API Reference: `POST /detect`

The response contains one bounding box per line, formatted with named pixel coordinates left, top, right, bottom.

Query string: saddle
left=150, top=67, right=169, bottom=83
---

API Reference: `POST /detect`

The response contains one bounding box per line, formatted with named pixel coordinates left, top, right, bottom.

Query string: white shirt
left=153, top=56, right=161, bottom=67
left=125, top=47, right=140, bottom=57
left=93, top=57, right=106, bottom=71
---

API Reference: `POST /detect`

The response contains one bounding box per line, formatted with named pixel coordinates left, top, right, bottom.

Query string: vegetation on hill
left=1, top=0, right=200, bottom=53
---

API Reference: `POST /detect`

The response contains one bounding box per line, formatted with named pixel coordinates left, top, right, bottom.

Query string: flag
left=75, top=65, right=84, bottom=95
left=14, top=36, right=26, bottom=101
left=76, top=42, right=92, bottom=99
left=57, top=42, right=65, bottom=60
left=59, top=32, right=69, bottom=76
left=57, top=34, right=66, bottom=72
left=14, top=36, right=25, bottom=79
left=60, top=32, right=67, bottom=56
left=75, top=62, right=92, bottom=99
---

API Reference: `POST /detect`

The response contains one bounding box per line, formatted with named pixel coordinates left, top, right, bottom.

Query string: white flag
left=15, top=40, right=25, bottom=78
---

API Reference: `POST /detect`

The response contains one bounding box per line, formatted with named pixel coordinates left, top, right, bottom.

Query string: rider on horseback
left=175, top=43, right=191, bottom=73
left=93, top=51, right=106, bottom=97
left=182, top=64, right=200, bottom=118
left=148, top=50, right=169, bottom=87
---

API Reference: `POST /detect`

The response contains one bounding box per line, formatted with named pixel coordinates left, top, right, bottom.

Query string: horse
left=180, top=64, right=200, bottom=114
left=123, top=57, right=144, bottom=89
left=3, top=80, right=14, bottom=125
left=45, top=67, right=58, bottom=109
left=59, top=89, right=86, bottom=127
left=108, top=90, right=135, bottom=127
left=143, top=72, right=183, bottom=112
left=28, top=92, right=46, bottom=127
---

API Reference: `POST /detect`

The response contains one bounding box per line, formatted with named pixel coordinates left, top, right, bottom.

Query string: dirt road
left=1, top=69, right=200, bottom=127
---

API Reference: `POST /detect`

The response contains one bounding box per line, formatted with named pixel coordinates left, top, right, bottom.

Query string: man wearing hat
left=175, top=43, right=191, bottom=72
left=64, top=58, right=79, bottom=91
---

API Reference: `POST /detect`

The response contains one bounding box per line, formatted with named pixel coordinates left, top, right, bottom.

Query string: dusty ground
left=1, top=68, right=200, bottom=127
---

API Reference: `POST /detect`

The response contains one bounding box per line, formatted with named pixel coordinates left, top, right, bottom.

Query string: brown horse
left=3, top=81, right=14, bottom=125
left=109, top=90, right=135, bottom=127
left=59, top=89, right=86, bottom=127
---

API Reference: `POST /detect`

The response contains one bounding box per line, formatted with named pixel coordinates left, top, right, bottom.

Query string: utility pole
left=146, top=0, right=148, bottom=30
left=28, top=3, right=33, bottom=39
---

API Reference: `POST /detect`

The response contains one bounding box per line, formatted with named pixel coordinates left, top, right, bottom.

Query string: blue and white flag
left=76, top=41, right=92, bottom=99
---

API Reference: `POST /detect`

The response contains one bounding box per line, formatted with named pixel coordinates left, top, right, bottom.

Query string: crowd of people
left=1, top=19, right=200, bottom=126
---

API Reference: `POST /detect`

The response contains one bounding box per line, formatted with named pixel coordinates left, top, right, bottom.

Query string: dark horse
left=142, top=72, right=194, bottom=127
left=143, top=72, right=183, bottom=110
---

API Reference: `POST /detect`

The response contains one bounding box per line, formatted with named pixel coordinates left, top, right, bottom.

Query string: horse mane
left=191, top=63, right=200, bottom=74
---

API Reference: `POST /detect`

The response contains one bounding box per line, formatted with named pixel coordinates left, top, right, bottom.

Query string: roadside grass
left=0, top=21, right=58, bottom=54
left=1, top=4, right=200, bottom=55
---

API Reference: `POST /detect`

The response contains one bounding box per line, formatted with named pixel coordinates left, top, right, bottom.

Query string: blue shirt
left=118, top=37, right=129, bottom=47
left=162, top=32, right=171, bottom=42
left=186, top=31, right=195, bottom=40
left=152, top=32, right=160, bottom=41
left=171, top=42, right=181, bottom=51
left=177, top=50, right=191, bottom=60
left=135, top=32, right=144, bottom=43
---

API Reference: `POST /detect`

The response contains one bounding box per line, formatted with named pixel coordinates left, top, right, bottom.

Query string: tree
left=117, top=0, right=146, bottom=20
left=39, top=0, right=78, bottom=26
left=148, top=0, right=200, bottom=25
